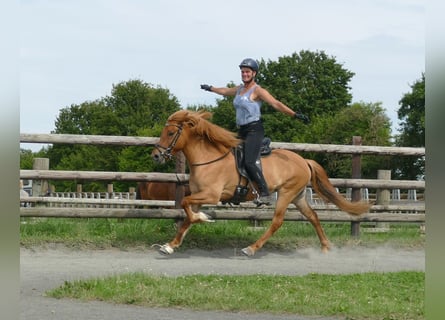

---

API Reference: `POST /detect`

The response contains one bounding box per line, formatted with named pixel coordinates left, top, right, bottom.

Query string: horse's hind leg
left=295, top=196, right=330, bottom=253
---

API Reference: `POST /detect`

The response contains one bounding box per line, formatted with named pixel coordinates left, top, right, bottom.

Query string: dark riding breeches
left=238, top=121, right=269, bottom=196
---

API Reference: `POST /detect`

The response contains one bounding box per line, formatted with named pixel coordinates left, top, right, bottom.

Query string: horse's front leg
left=159, top=217, right=193, bottom=255
left=181, top=192, right=220, bottom=223
left=241, top=199, right=288, bottom=256
left=158, top=192, right=218, bottom=255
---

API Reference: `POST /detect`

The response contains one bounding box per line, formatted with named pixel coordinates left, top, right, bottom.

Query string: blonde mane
left=168, top=110, right=240, bottom=152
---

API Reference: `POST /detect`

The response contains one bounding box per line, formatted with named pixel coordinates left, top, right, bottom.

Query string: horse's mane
left=168, top=110, right=240, bottom=152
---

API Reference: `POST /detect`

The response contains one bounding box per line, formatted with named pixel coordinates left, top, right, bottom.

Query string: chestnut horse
left=152, top=110, right=370, bottom=256
left=136, top=181, right=190, bottom=201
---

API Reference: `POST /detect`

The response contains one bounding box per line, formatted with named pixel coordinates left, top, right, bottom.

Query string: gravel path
left=20, top=245, right=425, bottom=320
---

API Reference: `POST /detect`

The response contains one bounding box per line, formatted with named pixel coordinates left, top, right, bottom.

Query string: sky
left=20, top=0, right=424, bottom=151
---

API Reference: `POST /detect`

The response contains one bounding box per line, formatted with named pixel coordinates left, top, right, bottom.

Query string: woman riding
left=200, top=58, right=309, bottom=205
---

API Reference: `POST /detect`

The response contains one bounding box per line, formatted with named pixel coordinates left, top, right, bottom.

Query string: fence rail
left=19, top=170, right=425, bottom=190
left=20, top=133, right=425, bottom=155
left=20, top=206, right=425, bottom=222
left=20, top=133, right=425, bottom=227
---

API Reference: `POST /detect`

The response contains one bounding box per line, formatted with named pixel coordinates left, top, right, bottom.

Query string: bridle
left=154, top=122, right=231, bottom=166
left=154, top=123, right=183, bottom=161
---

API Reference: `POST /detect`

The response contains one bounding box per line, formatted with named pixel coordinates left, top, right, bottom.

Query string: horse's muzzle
left=151, top=149, right=166, bottom=164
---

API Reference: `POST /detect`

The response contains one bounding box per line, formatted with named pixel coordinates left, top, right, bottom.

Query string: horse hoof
left=159, top=244, right=174, bottom=255
left=321, top=246, right=330, bottom=254
left=241, top=247, right=255, bottom=256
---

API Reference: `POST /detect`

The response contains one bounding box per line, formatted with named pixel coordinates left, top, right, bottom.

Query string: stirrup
left=254, top=194, right=274, bottom=207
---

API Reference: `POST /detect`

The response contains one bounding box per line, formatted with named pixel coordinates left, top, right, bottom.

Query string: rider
left=200, top=58, right=309, bottom=205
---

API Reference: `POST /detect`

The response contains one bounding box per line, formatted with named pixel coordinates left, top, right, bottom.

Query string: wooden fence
left=20, top=133, right=425, bottom=227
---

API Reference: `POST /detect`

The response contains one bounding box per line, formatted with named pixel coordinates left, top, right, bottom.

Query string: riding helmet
left=239, top=58, right=259, bottom=72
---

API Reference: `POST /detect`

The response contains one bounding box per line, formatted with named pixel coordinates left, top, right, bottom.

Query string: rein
left=190, top=150, right=231, bottom=167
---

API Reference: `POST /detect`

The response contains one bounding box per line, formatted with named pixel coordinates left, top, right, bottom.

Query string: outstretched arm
left=255, top=87, right=310, bottom=124
left=255, top=87, right=296, bottom=116
left=200, top=84, right=238, bottom=97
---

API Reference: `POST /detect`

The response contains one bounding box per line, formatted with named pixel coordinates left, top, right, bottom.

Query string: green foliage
left=20, top=148, right=35, bottom=169
left=396, top=74, right=425, bottom=147
left=45, top=79, right=181, bottom=192
left=393, top=74, right=425, bottom=180
left=302, top=102, right=392, bottom=178
left=118, top=126, right=176, bottom=175
left=211, top=52, right=356, bottom=144
left=103, top=79, right=180, bottom=136
left=208, top=52, right=394, bottom=178
left=20, top=147, right=52, bottom=169
left=256, top=50, right=354, bottom=117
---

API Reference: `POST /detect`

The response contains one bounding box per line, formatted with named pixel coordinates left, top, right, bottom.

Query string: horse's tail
left=305, top=159, right=370, bottom=216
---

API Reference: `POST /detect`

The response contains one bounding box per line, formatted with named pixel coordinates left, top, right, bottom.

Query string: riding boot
left=248, top=170, right=274, bottom=206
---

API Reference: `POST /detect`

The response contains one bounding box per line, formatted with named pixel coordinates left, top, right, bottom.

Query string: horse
left=151, top=110, right=370, bottom=256
left=136, top=181, right=191, bottom=201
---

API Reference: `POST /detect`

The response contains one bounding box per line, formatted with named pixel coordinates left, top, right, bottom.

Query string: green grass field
left=22, top=218, right=425, bottom=319
left=47, top=271, right=424, bottom=319
left=20, top=217, right=425, bottom=250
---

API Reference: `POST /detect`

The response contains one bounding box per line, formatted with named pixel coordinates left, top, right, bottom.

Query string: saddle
left=226, top=137, right=272, bottom=205
left=234, top=137, right=272, bottom=179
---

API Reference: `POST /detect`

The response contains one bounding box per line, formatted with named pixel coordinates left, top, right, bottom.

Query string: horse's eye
left=167, top=131, right=175, bottom=137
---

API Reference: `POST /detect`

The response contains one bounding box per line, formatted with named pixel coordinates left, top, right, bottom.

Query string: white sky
left=20, top=0, right=424, bottom=150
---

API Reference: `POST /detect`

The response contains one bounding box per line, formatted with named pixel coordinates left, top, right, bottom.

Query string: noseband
left=154, top=123, right=183, bottom=160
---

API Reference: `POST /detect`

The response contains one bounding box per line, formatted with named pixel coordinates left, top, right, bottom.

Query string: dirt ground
left=20, top=244, right=425, bottom=320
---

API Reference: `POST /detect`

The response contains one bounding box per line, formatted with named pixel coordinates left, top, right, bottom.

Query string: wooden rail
left=20, top=196, right=425, bottom=212
left=19, top=170, right=425, bottom=190
left=20, top=133, right=425, bottom=226
left=19, top=207, right=425, bottom=222
left=20, top=133, right=425, bottom=156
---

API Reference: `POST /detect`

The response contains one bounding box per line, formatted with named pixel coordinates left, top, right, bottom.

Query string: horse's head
left=152, top=109, right=240, bottom=164
left=151, top=110, right=198, bottom=164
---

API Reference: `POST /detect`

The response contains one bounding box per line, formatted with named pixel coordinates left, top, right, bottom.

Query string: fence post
left=129, top=187, right=136, bottom=199
left=351, top=136, right=362, bottom=237
left=376, top=170, right=391, bottom=231
left=107, top=184, right=114, bottom=210
left=31, top=158, right=50, bottom=197
left=175, top=151, right=186, bottom=209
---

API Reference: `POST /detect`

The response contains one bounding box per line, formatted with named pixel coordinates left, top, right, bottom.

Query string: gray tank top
left=233, top=85, right=262, bottom=126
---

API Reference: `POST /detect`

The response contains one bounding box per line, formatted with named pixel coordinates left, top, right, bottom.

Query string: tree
left=207, top=51, right=393, bottom=178
left=303, top=102, right=392, bottom=178
left=211, top=51, right=355, bottom=143
left=46, top=79, right=181, bottom=192
left=258, top=51, right=354, bottom=143
left=20, top=148, right=35, bottom=169
left=393, top=74, right=425, bottom=180
left=257, top=50, right=355, bottom=116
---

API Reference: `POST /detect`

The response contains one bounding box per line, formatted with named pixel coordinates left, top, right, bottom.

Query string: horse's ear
left=185, top=120, right=194, bottom=128
left=184, top=116, right=198, bottom=128
left=198, top=111, right=212, bottom=120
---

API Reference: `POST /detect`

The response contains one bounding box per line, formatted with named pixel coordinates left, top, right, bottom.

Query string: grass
left=20, top=217, right=425, bottom=250
left=47, top=271, right=425, bottom=319
left=22, top=218, right=425, bottom=318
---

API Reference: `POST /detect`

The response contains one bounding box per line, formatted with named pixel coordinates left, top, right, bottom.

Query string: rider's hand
left=294, top=112, right=310, bottom=124
left=200, top=84, right=213, bottom=92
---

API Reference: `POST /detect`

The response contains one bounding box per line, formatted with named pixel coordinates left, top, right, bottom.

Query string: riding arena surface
left=21, top=244, right=424, bottom=320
